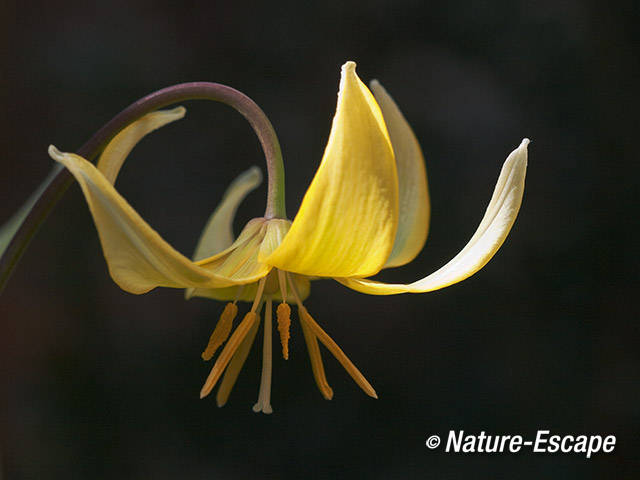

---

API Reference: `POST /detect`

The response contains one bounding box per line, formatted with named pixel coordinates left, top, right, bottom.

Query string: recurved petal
left=97, top=107, right=186, bottom=185
left=337, top=139, right=529, bottom=294
left=265, top=61, right=398, bottom=277
left=185, top=167, right=262, bottom=300
left=49, top=146, right=256, bottom=294
left=370, top=80, right=430, bottom=269
left=192, top=167, right=263, bottom=262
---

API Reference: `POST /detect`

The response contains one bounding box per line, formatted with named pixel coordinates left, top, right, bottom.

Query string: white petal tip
left=342, top=61, right=357, bottom=75
left=47, top=145, right=64, bottom=161
left=520, top=138, right=531, bottom=147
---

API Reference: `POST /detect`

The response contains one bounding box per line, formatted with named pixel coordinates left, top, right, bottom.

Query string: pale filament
left=250, top=277, right=266, bottom=312
left=253, top=296, right=274, bottom=414
left=233, top=284, right=246, bottom=304
left=277, top=269, right=288, bottom=302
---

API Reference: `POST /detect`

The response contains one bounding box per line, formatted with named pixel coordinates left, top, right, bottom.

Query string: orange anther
left=201, top=303, right=238, bottom=361
left=276, top=303, right=291, bottom=359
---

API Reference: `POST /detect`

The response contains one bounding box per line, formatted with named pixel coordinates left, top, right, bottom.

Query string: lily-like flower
left=48, top=61, right=528, bottom=413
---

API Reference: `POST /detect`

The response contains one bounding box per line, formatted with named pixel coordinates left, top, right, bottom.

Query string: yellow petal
left=97, top=107, right=186, bottom=185
left=370, top=80, right=430, bottom=269
left=337, top=139, right=529, bottom=294
left=48, top=147, right=261, bottom=294
left=191, top=167, right=262, bottom=262
left=264, top=61, right=398, bottom=277
left=185, top=167, right=262, bottom=299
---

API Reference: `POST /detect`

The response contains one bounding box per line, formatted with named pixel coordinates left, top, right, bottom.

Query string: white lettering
left=602, top=436, right=616, bottom=453
left=446, top=430, right=463, bottom=452
left=439, top=431, right=616, bottom=457
left=534, top=430, right=549, bottom=453
left=586, top=436, right=603, bottom=459
left=509, top=436, right=523, bottom=453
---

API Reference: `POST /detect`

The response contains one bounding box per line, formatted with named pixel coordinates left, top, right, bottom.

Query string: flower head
left=48, top=61, right=528, bottom=413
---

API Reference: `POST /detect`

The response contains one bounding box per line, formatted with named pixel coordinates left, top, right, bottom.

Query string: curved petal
left=192, top=167, right=263, bottom=261
left=97, top=107, right=186, bottom=185
left=264, top=62, right=398, bottom=277
left=337, top=139, right=529, bottom=294
left=185, top=167, right=262, bottom=299
left=48, top=147, right=268, bottom=294
left=370, top=80, right=430, bottom=269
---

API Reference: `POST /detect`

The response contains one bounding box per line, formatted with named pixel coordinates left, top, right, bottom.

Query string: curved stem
left=0, top=83, right=286, bottom=294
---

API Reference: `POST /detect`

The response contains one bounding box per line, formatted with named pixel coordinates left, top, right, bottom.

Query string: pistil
left=253, top=297, right=274, bottom=414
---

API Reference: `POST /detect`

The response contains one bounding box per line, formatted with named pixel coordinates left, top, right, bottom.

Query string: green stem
left=0, top=82, right=286, bottom=295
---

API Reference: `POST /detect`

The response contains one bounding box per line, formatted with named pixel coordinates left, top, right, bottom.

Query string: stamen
left=253, top=297, right=274, bottom=414
left=287, top=272, right=303, bottom=307
left=201, top=303, right=238, bottom=361
left=300, top=315, right=333, bottom=400
left=276, top=303, right=291, bottom=360
left=233, top=285, right=246, bottom=305
left=216, top=312, right=261, bottom=407
left=299, top=307, right=378, bottom=399
left=251, top=277, right=267, bottom=313
left=200, top=311, right=259, bottom=398
left=277, top=269, right=288, bottom=301
left=200, top=277, right=266, bottom=399
left=287, top=273, right=333, bottom=400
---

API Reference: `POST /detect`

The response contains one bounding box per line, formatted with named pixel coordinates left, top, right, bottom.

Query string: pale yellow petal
left=189, top=218, right=294, bottom=293
left=264, top=61, right=398, bottom=277
left=370, top=80, right=430, bottom=269
left=97, top=107, right=186, bottom=185
left=337, top=139, right=529, bottom=294
left=48, top=147, right=262, bottom=294
left=258, top=218, right=291, bottom=260
left=185, top=167, right=262, bottom=300
left=191, top=167, right=263, bottom=262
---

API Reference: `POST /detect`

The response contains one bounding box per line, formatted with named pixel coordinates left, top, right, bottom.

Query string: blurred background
left=1, top=0, right=638, bottom=478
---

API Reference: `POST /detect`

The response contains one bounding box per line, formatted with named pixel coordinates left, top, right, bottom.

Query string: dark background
left=1, top=0, right=638, bottom=478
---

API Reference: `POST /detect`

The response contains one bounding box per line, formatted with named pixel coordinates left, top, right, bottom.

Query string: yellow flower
left=48, top=61, right=528, bottom=413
